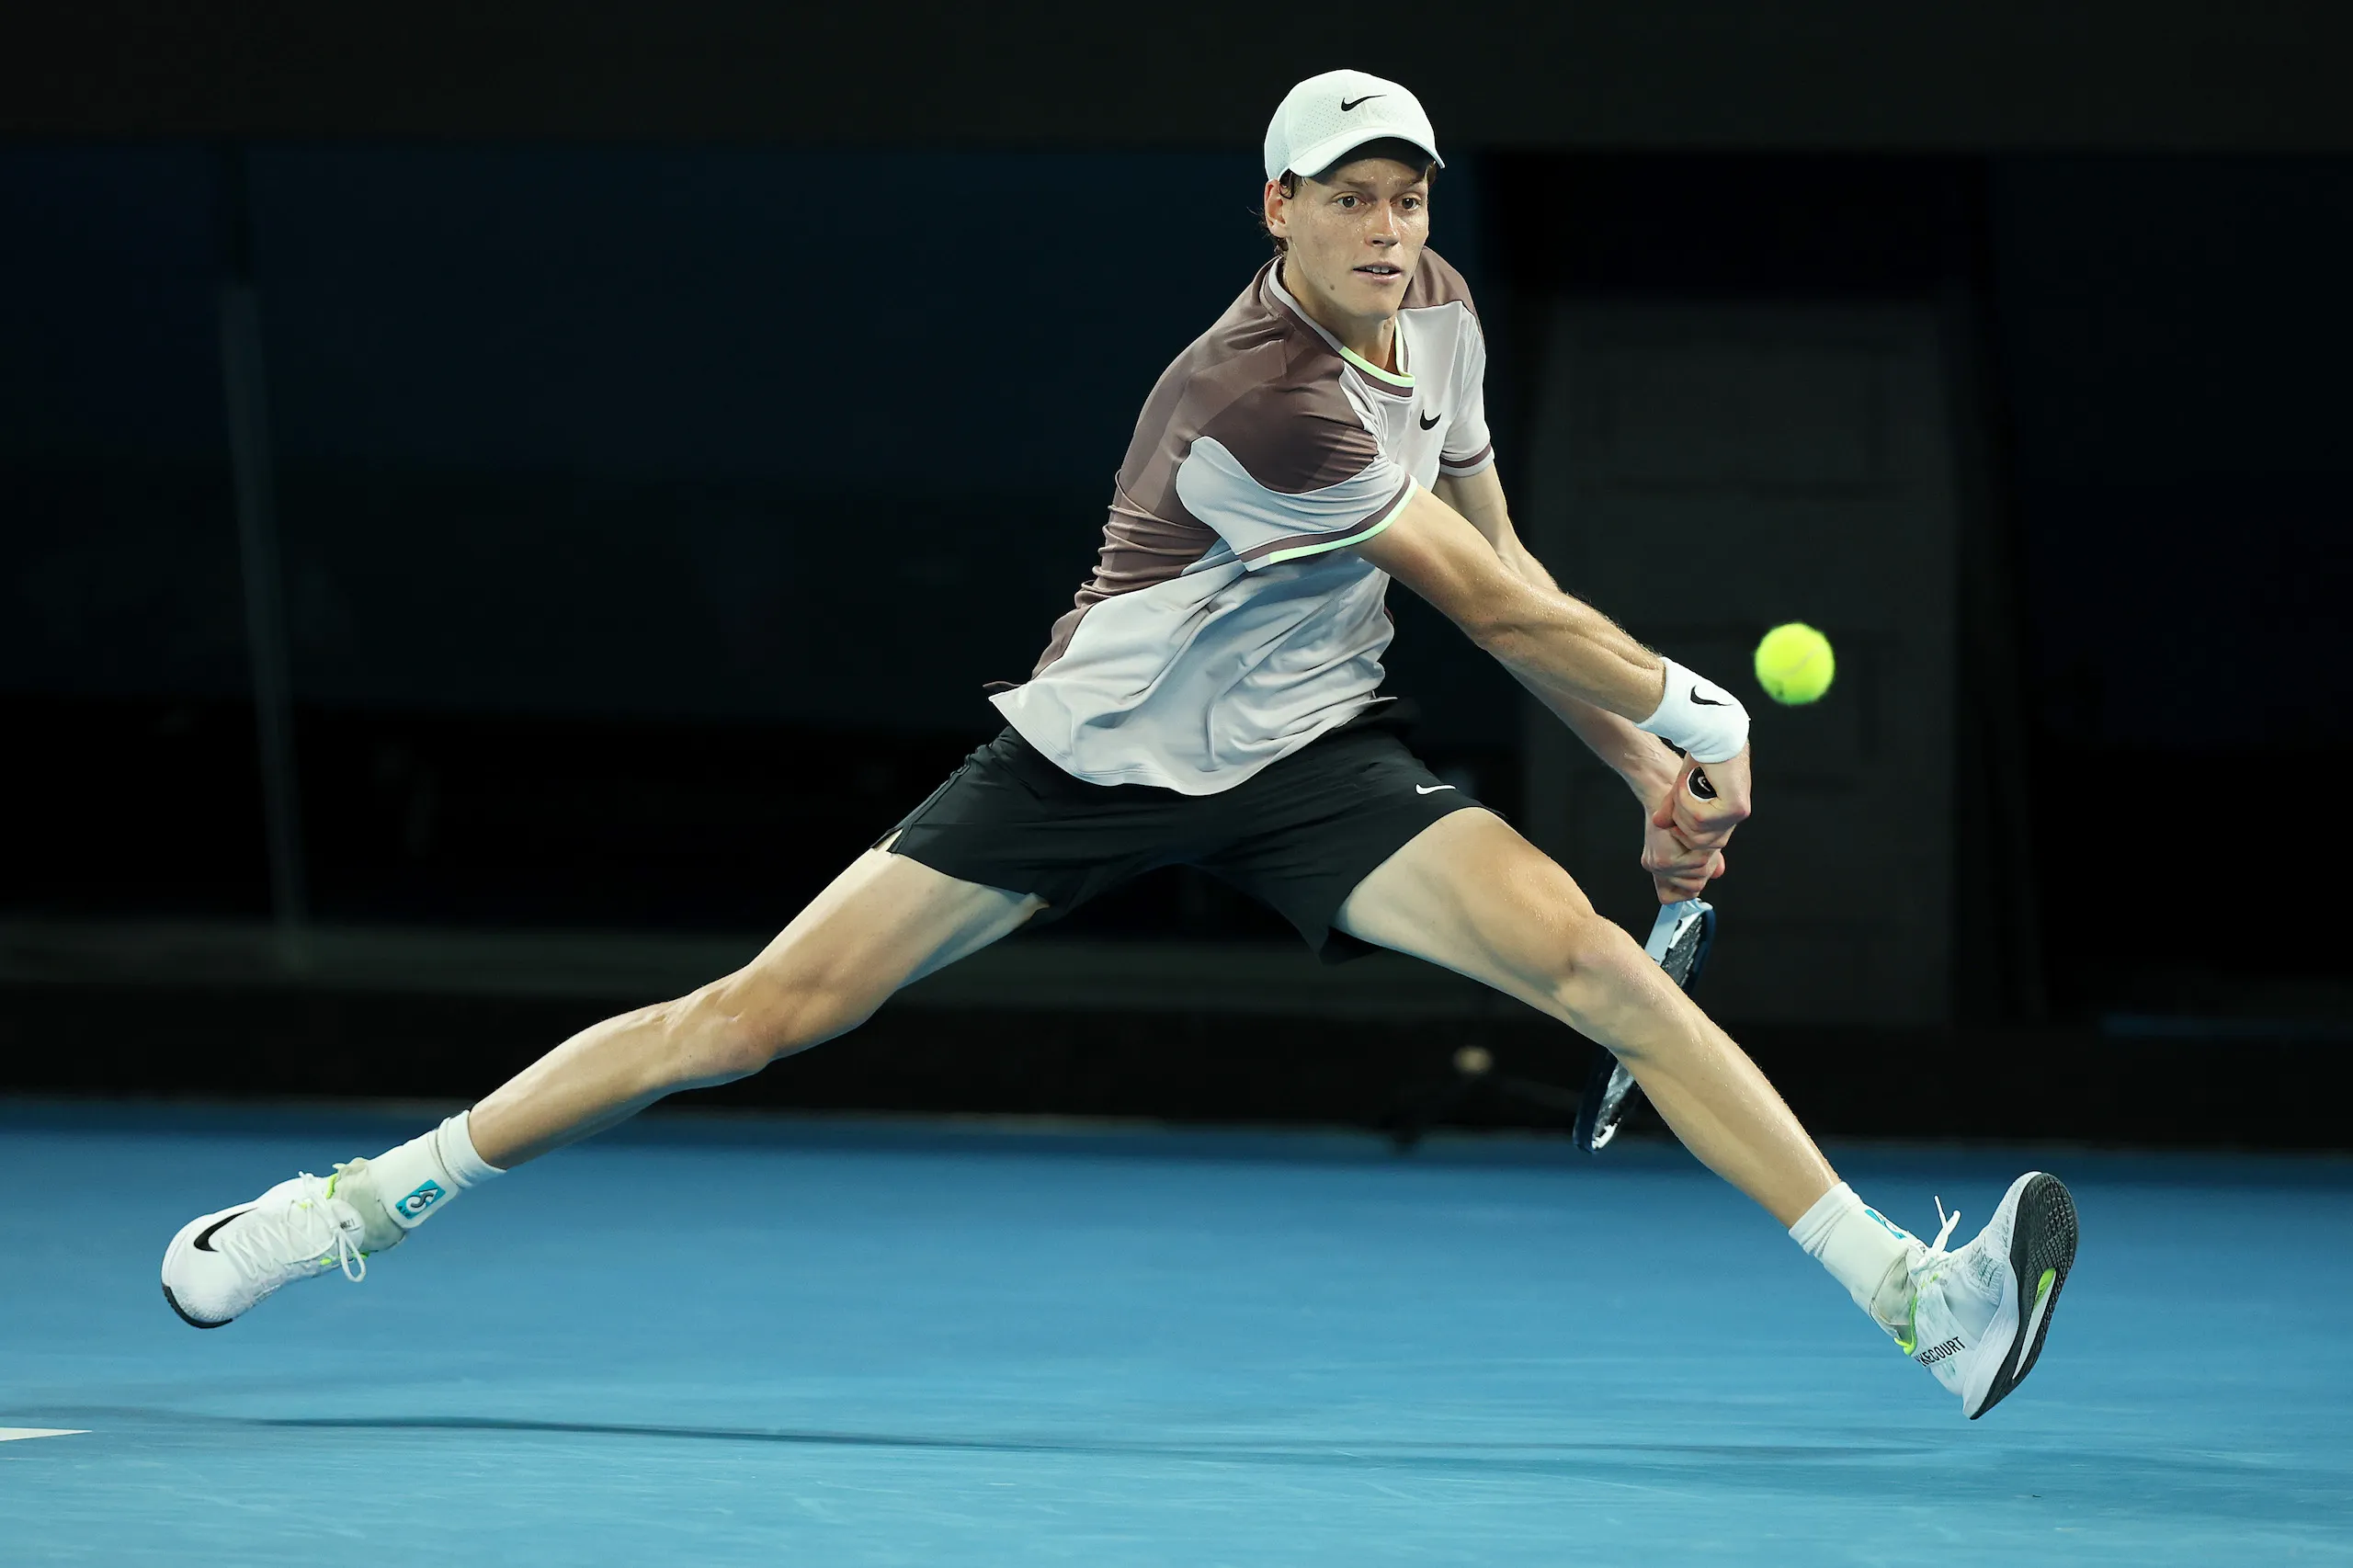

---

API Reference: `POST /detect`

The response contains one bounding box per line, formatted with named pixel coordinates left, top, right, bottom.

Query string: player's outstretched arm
left=1438, top=472, right=1661, bottom=770
left=1355, top=483, right=1752, bottom=851
left=1433, top=467, right=1720, bottom=899
left=1359, top=483, right=1661, bottom=718
left=1430, top=466, right=1558, bottom=591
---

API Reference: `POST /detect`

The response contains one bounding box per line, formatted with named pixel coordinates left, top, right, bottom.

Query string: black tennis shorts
left=880, top=712, right=1483, bottom=962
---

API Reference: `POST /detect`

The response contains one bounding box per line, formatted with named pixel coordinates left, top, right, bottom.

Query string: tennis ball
left=1754, top=622, right=1836, bottom=705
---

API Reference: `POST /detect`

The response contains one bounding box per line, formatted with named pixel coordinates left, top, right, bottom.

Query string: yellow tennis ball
left=1754, top=622, right=1836, bottom=705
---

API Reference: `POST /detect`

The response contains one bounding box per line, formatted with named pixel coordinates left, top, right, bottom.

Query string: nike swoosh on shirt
left=1415, top=784, right=1456, bottom=795
left=1417, top=412, right=1440, bottom=429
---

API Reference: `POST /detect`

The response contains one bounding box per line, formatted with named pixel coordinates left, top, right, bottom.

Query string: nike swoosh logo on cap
left=1340, top=95, right=1383, bottom=112
left=1415, top=784, right=1456, bottom=795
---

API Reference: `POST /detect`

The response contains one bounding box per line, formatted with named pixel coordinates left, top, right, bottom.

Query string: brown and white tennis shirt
left=991, top=249, right=1495, bottom=794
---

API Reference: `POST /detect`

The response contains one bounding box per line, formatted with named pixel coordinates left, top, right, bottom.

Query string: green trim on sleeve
left=1256, top=483, right=1417, bottom=567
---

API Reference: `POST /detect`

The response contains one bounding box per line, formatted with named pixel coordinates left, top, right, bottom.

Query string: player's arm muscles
left=1430, top=466, right=1676, bottom=802
left=1356, top=482, right=1752, bottom=841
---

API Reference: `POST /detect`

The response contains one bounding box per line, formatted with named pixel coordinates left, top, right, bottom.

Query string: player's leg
left=1344, top=810, right=1832, bottom=1219
left=160, top=848, right=1041, bottom=1328
left=467, top=846, right=1038, bottom=1168
left=1336, top=809, right=2076, bottom=1419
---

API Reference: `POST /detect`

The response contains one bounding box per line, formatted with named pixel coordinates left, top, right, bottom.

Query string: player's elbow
left=1461, top=596, right=1549, bottom=664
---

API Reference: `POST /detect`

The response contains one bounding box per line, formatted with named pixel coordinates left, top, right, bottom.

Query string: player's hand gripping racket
left=1571, top=897, right=1714, bottom=1152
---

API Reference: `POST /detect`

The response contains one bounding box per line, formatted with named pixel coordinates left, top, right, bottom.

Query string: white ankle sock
left=369, top=1110, right=505, bottom=1231
left=1790, top=1181, right=1917, bottom=1327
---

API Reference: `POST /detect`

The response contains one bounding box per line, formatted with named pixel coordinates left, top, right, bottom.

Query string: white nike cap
left=1263, top=69, right=1444, bottom=183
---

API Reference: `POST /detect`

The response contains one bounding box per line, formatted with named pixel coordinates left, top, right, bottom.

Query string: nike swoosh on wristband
left=1415, top=784, right=1456, bottom=794
left=192, top=1210, right=253, bottom=1252
left=1340, top=95, right=1383, bottom=111
left=1689, top=688, right=1727, bottom=707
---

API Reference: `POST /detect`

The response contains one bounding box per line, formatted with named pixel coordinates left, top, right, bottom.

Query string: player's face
left=1266, top=157, right=1430, bottom=335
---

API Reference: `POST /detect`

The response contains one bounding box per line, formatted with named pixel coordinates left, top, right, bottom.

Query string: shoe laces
left=216, top=1173, right=368, bottom=1284
left=1906, top=1198, right=1963, bottom=1294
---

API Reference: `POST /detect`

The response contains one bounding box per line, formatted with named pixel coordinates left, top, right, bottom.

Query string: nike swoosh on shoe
left=2015, top=1268, right=2056, bottom=1379
left=192, top=1209, right=254, bottom=1253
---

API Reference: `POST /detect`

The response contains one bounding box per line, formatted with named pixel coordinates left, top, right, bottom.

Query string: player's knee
left=673, top=971, right=870, bottom=1082
left=1531, top=910, right=1646, bottom=1017
left=1522, top=905, right=1607, bottom=978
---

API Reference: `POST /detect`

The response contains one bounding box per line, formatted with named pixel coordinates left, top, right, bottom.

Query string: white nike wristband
left=1635, top=658, right=1749, bottom=764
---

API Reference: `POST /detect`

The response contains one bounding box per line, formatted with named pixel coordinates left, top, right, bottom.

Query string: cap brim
left=1286, top=133, right=1444, bottom=181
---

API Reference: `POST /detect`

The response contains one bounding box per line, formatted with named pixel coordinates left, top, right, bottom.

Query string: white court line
left=0, top=1428, right=86, bottom=1442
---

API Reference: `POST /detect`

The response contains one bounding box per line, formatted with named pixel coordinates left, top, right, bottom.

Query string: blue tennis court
left=6, top=1106, right=2350, bottom=1564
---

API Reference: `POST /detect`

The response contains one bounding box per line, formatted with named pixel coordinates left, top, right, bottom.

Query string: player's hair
left=1262, top=138, right=1438, bottom=256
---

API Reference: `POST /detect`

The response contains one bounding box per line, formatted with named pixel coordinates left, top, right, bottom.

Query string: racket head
left=1656, top=901, right=1717, bottom=992
left=1573, top=1058, right=1639, bottom=1152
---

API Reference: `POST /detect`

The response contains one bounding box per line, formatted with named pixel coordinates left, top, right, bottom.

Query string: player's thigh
left=1334, top=808, right=1625, bottom=1019
left=709, top=846, right=1043, bottom=1045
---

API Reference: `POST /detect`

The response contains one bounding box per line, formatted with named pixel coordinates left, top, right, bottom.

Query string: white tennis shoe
left=1893, top=1171, right=2078, bottom=1418
left=160, top=1163, right=398, bottom=1328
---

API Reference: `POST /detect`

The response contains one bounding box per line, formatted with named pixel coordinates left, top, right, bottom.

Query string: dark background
left=3, top=3, right=2347, bottom=1145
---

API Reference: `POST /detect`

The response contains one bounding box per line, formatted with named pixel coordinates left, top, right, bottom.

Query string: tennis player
left=163, top=70, right=2075, bottom=1419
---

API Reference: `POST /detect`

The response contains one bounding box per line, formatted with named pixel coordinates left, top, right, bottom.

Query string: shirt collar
left=1261, top=261, right=1415, bottom=390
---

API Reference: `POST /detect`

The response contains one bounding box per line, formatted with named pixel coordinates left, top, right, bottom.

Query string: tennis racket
left=1572, top=896, right=1715, bottom=1153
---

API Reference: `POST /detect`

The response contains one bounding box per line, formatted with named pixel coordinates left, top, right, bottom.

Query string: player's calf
left=160, top=976, right=876, bottom=1329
